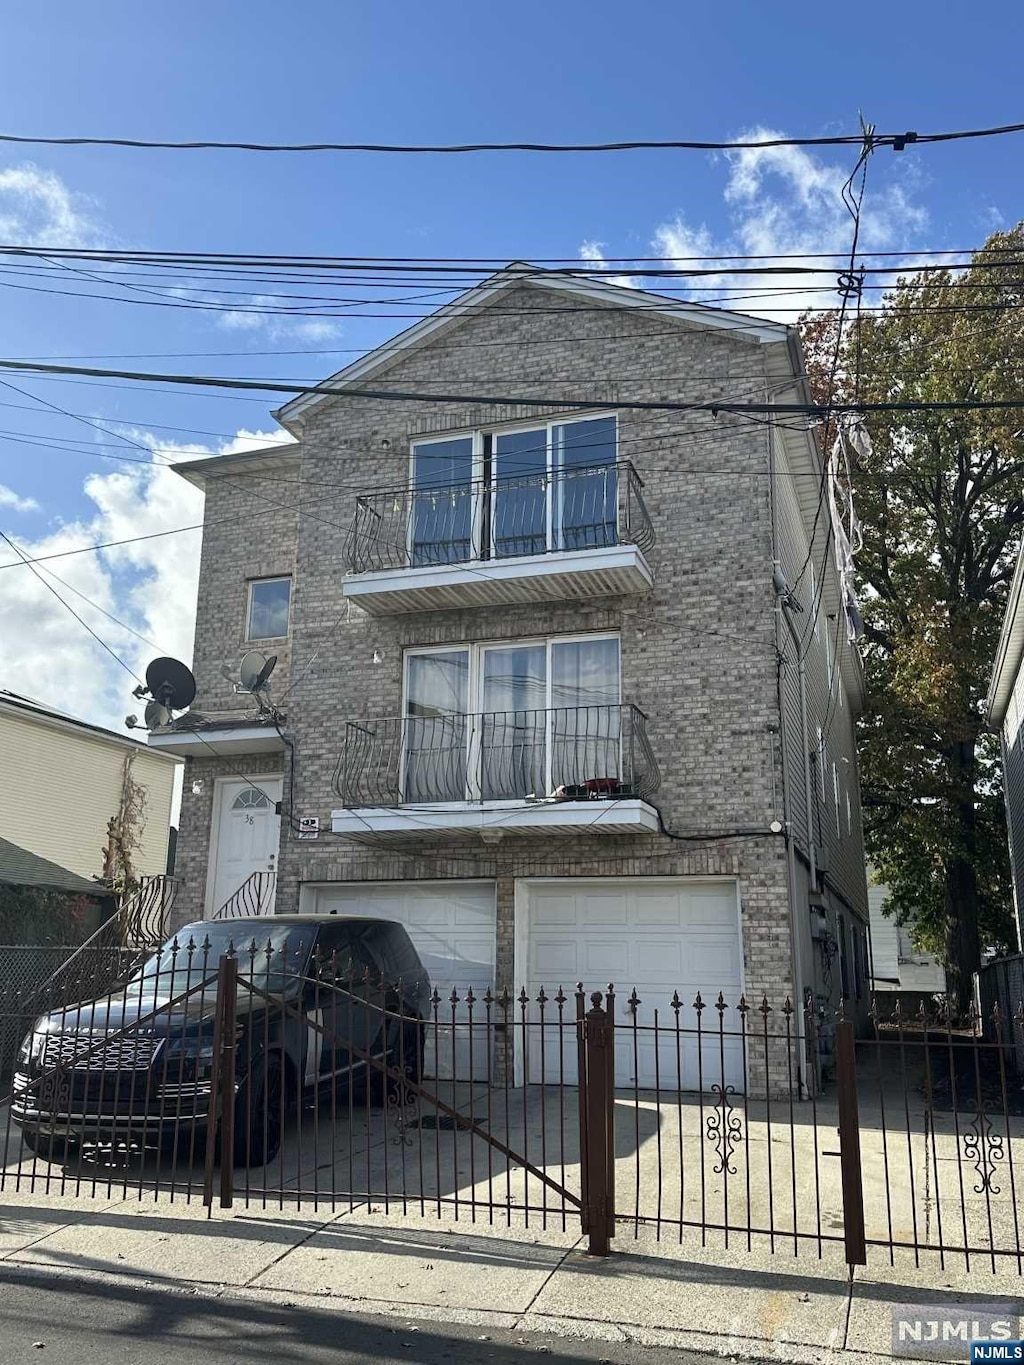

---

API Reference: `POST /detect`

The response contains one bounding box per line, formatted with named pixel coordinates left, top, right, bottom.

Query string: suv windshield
left=134, top=923, right=317, bottom=998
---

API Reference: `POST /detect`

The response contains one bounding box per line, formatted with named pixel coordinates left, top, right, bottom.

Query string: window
left=247, top=577, right=291, bottom=639
left=410, top=416, right=618, bottom=566
left=809, top=561, right=820, bottom=638
left=833, top=762, right=841, bottom=838
left=845, top=789, right=852, bottom=836
left=817, top=727, right=826, bottom=800
left=825, top=613, right=834, bottom=684
left=404, top=634, right=621, bottom=802
left=231, top=786, right=273, bottom=811
left=838, top=915, right=850, bottom=1000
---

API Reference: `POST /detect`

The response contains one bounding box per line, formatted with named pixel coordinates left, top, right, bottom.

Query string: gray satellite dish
left=144, top=699, right=172, bottom=730
left=239, top=650, right=278, bottom=694
left=145, top=657, right=197, bottom=711
left=239, top=650, right=267, bottom=692
left=254, top=654, right=278, bottom=692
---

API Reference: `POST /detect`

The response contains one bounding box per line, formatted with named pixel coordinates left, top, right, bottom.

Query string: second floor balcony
left=343, top=460, right=655, bottom=614
left=331, top=702, right=661, bottom=839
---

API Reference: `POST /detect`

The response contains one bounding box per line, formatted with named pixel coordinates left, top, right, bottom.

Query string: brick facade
left=169, top=277, right=870, bottom=1086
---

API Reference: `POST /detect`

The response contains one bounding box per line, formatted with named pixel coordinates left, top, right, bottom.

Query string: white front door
left=209, top=778, right=282, bottom=916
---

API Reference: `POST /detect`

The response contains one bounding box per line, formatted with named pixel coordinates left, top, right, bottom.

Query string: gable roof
left=0, top=689, right=180, bottom=763
left=273, top=263, right=789, bottom=433
left=0, top=835, right=109, bottom=897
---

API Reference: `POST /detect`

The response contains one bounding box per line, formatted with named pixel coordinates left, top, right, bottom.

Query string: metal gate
left=3, top=938, right=1023, bottom=1275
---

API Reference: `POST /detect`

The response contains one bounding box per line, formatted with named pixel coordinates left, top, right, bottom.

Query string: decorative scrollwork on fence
left=962, top=1109, right=1005, bottom=1195
left=388, top=1081, right=420, bottom=1147
left=705, top=1083, right=743, bottom=1175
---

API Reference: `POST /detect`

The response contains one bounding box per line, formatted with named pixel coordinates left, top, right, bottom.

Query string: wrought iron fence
left=348, top=460, right=654, bottom=574
left=2, top=932, right=1023, bottom=1278
left=0, top=876, right=176, bottom=1084
left=336, top=702, right=659, bottom=808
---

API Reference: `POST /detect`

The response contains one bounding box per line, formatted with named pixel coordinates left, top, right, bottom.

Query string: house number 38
left=244, top=813, right=255, bottom=825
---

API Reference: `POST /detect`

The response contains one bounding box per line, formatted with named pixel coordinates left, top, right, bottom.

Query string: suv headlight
left=17, top=1023, right=51, bottom=1068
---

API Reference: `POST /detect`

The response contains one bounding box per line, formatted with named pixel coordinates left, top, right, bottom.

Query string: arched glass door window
left=231, top=787, right=273, bottom=811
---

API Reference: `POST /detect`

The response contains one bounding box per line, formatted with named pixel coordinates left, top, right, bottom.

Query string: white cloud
left=578, top=241, right=637, bottom=291
left=216, top=295, right=343, bottom=344
left=0, top=427, right=294, bottom=732
left=586, top=129, right=935, bottom=322
left=0, top=162, right=104, bottom=247
left=0, top=484, right=39, bottom=513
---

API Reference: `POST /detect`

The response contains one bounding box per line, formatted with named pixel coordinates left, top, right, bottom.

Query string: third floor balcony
left=343, top=458, right=655, bottom=615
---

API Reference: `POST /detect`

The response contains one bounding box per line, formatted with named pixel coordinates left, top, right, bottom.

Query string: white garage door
left=312, top=881, right=496, bottom=1081
left=523, top=879, right=744, bottom=1091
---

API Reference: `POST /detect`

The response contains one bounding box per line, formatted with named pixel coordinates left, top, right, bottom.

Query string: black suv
left=12, top=915, right=431, bottom=1167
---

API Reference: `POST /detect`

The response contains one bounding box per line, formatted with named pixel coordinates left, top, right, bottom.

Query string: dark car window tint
left=138, top=922, right=316, bottom=997
left=380, top=925, right=422, bottom=978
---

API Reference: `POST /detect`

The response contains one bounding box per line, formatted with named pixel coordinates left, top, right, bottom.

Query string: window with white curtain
left=403, top=634, right=620, bottom=801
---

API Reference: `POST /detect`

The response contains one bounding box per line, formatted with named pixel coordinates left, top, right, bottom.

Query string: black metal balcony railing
left=348, top=460, right=654, bottom=574
left=335, top=703, right=660, bottom=809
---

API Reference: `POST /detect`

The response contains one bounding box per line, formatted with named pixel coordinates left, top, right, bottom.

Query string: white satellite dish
left=239, top=650, right=279, bottom=695
left=239, top=650, right=267, bottom=692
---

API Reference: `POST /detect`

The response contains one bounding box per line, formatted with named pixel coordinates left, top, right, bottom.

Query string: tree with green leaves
left=800, top=226, right=1024, bottom=1010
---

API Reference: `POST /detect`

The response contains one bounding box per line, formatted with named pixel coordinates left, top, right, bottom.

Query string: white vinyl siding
left=0, top=708, right=177, bottom=880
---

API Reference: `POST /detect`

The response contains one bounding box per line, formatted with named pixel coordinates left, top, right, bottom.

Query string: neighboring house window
left=854, top=928, right=864, bottom=998
left=247, top=577, right=291, bottom=639
left=845, top=789, right=852, bottom=836
left=838, top=915, right=850, bottom=999
left=833, top=763, right=841, bottom=838
left=825, top=613, right=834, bottom=685
left=809, top=561, right=820, bottom=638
left=817, top=727, right=826, bottom=799
left=410, top=415, right=618, bottom=566
left=404, top=633, right=621, bottom=801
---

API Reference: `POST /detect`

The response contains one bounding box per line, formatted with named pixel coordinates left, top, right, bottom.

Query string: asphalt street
left=0, top=1264, right=722, bottom=1365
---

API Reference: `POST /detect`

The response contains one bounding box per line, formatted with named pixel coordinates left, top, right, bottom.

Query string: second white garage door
left=522, top=878, right=745, bottom=1091
left=311, top=880, right=496, bottom=1080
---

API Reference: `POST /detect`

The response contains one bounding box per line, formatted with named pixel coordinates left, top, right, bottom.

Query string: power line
left=0, top=121, right=1022, bottom=154
left=4, top=356, right=1024, bottom=415
left=0, top=529, right=143, bottom=683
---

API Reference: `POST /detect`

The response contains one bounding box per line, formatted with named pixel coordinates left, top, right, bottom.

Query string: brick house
left=149, top=266, right=870, bottom=1091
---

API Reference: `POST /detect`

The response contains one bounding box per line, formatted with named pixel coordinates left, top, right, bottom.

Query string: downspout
left=770, top=420, right=809, bottom=1098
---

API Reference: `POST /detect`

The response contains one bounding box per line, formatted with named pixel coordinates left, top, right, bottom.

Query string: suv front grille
left=43, top=1032, right=164, bottom=1071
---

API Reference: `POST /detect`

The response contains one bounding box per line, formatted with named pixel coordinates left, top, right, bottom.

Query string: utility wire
left=5, top=356, right=1024, bottom=415
left=0, top=528, right=143, bottom=683
left=0, top=121, right=1021, bottom=153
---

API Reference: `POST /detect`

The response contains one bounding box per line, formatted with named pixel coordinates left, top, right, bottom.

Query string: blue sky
left=0, top=0, right=1021, bottom=729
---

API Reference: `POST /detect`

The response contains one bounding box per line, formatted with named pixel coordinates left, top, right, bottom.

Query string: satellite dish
left=239, top=650, right=267, bottom=692
left=254, top=654, right=278, bottom=692
left=144, top=699, right=172, bottom=730
left=145, top=656, right=197, bottom=711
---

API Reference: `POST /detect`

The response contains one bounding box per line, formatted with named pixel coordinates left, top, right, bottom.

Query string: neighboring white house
left=868, top=873, right=946, bottom=994
left=0, top=690, right=180, bottom=883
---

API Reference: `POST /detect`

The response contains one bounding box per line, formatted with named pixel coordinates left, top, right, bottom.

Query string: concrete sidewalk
left=1, top=1179, right=1022, bottom=1363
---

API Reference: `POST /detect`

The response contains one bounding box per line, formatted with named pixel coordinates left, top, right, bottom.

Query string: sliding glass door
left=406, top=417, right=617, bottom=567
left=553, top=416, right=618, bottom=551
left=410, top=436, right=475, bottom=565
left=404, top=649, right=469, bottom=801
left=403, top=636, right=621, bottom=802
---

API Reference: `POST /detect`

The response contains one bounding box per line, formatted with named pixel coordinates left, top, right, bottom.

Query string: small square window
left=247, top=578, right=291, bottom=639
